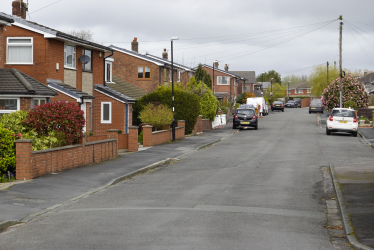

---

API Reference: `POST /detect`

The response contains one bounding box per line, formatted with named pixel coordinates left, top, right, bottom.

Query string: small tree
left=195, top=64, right=212, bottom=89
left=23, top=101, right=85, bottom=145
left=322, top=75, right=369, bottom=110
left=0, top=110, right=28, bottom=135
left=139, top=103, right=173, bottom=130
left=0, top=123, right=16, bottom=179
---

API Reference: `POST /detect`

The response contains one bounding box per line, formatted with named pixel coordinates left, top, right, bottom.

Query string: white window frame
left=217, top=76, right=230, bottom=85
left=64, top=44, right=76, bottom=69
left=33, top=98, right=46, bottom=106
left=0, top=98, right=20, bottom=114
left=82, top=48, right=92, bottom=71
left=101, top=102, right=112, bottom=124
left=288, top=90, right=291, bottom=95
left=177, top=70, right=181, bottom=82
left=6, top=37, right=33, bottom=64
left=298, top=89, right=303, bottom=94
left=307, top=88, right=311, bottom=93
left=105, top=60, right=113, bottom=83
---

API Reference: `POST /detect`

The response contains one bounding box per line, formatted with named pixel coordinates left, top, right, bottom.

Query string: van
left=293, top=98, right=301, bottom=108
left=246, top=97, right=268, bottom=116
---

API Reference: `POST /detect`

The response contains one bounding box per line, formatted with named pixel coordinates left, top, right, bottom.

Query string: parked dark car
left=271, top=101, right=284, bottom=112
left=293, top=98, right=302, bottom=108
left=309, top=99, right=323, bottom=114
left=233, top=107, right=258, bottom=130
left=285, top=100, right=296, bottom=108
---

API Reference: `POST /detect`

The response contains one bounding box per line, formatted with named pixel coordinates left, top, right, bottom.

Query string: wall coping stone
left=85, top=139, right=116, bottom=146
left=152, top=129, right=168, bottom=134
left=129, top=126, right=139, bottom=129
left=177, top=120, right=185, bottom=122
left=15, top=139, right=33, bottom=143
left=32, top=144, right=82, bottom=154
left=143, top=125, right=153, bottom=128
left=107, top=129, right=120, bottom=132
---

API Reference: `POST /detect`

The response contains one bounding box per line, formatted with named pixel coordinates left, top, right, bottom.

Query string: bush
left=0, top=110, right=29, bottom=135
left=139, top=103, right=173, bottom=130
left=138, top=131, right=143, bottom=144
left=0, top=123, right=16, bottom=179
left=22, top=130, right=66, bottom=150
left=322, top=75, right=369, bottom=110
left=23, top=102, right=85, bottom=145
left=220, top=106, right=229, bottom=114
left=134, top=88, right=200, bottom=134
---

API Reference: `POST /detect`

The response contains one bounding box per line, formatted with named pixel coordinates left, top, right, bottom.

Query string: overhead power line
left=29, top=0, right=62, bottom=14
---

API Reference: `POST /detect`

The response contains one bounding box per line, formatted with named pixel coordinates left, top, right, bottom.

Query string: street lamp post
left=261, top=72, right=265, bottom=93
left=171, top=37, right=179, bottom=141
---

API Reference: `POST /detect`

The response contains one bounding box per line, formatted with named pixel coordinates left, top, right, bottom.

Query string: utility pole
left=339, top=15, right=343, bottom=108
left=327, top=61, right=329, bottom=86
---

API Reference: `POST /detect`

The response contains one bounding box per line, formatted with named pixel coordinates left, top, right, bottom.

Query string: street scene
left=1, top=0, right=374, bottom=249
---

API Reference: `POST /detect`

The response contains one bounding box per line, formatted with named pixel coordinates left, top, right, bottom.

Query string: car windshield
left=331, top=110, right=355, bottom=117
left=236, top=109, right=255, bottom=116
left=287, top=101, right=294, bottom=103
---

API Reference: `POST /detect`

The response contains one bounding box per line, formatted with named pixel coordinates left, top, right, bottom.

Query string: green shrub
left=134, top=88, right=200, bottom=134
left=139, top=103, right=173, bottom=130
left=138, top=131, right=143, bottom=144
left=23, top=101, right=85, bottom=145
left=22, top=130, right=65, bottom=151
left=0, top=123, right=16, bottom=178
left=220, top=106, right=229, bottom=114
left=0, top=110, right=29, bottom=134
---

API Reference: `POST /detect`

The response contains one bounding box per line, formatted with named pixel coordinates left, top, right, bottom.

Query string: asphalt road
left=1, top=108, right=373, bottom=250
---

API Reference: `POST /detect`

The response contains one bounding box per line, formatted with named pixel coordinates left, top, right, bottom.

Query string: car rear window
left=274, top=101, right=282, bottom=104
left=236, top=109, right=255, bottom=116
left=311, top=99, right=322, bottom=107
left=331, top=110, right=355, bottom=117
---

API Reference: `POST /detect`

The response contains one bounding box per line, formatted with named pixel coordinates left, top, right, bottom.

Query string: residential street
left=1, top=108, right=374, bottom=249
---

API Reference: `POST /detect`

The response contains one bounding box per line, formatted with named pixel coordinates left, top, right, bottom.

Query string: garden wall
left=15, top=129, right=138, bottom=180
left=356, top=108, right=374, bottom=120
left=142, top=120, right=185, bottom=147
left=202, top=119, right=212, bottom=132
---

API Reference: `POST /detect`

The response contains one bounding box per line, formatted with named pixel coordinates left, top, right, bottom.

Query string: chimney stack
left=162, top=48, right=168, bottom=60
left=224, top=64, right=229, bottom=71
left=12, top=0, right=28, bottom=19
left=131, top=37, right=139, bottom=53
left=214, top=61, right=219, bottom=68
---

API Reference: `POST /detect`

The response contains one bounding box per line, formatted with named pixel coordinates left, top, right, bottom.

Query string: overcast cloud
left=3, top=0, right=374, bottom=78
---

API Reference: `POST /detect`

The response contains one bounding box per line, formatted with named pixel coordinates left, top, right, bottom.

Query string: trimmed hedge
left=134, top=88, right=200, bottom=134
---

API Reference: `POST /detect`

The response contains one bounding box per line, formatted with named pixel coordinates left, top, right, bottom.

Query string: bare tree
left=66, top=30, right=94, bottom=42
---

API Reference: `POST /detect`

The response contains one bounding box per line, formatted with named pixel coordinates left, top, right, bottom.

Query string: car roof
left=332, top=108, right=355, bottom=111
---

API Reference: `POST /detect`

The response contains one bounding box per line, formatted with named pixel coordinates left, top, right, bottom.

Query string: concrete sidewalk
left=0, top=126, right=235, bottom=230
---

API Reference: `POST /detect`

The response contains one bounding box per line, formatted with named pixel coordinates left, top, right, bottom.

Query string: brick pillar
left=107, top=129, right=119, bottom=157
left=194, top=115, right=203, bottom=134
left=128, top=126, right=139, bottom=152
left=15, top=139, right=33, bottom=180
left=142, top=125, right=153, bottom=147
left=177, top=120, right=185, bottom=137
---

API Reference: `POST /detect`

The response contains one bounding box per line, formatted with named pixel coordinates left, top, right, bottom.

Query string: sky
left=3, top=0, right=374, bottom=80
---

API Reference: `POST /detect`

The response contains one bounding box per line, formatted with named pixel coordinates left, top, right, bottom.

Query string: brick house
left=229, top=70, right=255, bottom=94
left=288, top=81, right=313, bottom=97
left=0, top=68, right=57, bottom=115
left=0, top=1, right=133, bottom=136
left=201, top=63, right=244, bottom=103
left=108, top=38, right=194, bottom=93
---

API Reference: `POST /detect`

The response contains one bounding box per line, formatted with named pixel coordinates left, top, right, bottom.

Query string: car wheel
left=254, top=126, right=258, bottom=130
left=309, top=111, right=311, bottom=114
left=352, top=131, right=358, bottom=137
left=282, top=109, right=284, bottom=112
left=326, top=127, right=331, bottom=135
left=321, top=110, right=323, bottom=114
left=232, top=124, right=237, bottom=129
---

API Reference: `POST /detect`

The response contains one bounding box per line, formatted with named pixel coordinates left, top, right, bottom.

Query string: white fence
left=212, top=114, right=227, bottom=128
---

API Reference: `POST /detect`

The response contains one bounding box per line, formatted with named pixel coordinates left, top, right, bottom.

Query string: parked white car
left=326, top=108, right=358, bottom=137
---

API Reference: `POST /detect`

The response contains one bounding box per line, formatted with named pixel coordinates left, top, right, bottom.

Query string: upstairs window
left=298, top=89, right=303, bottom=94
left=82, top=49, right=92, bottom=71
left=138, top=66, right=151, bottom=79
left=64, top=44, right=76, bottom=68
left=307, top=88, right=311, bottom=93
left=7, top=37, right=33, bottom=64
left=105, top=61, right=113, bottom=82
left=217, top=76, right=230, bottom=85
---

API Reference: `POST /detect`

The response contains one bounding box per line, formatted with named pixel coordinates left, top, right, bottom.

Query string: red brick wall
left=0, top=26, right=5, bottom=68
left=50, top=91, right=78, bottom=103
left=194, top=115, right=203, bottom=134
left=203, top=66, right=240, bottom=99
left=111, top=51, right=161, bottom=92
left=15, top=135, right=118, bottom=180
left=20, top=97, right=32, bottom=110
left=202, top=119, right=212, bottom=132
left=289, top=88, right=311, bottom=96
left=93, top=89, right=126, bottom=135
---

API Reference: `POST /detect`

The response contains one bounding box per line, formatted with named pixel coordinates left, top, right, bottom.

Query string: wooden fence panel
left=118, top=134, right=128, bottom=149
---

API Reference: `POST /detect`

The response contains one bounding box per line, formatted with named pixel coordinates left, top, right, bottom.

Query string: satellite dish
left=79, top=55, right=90, bottom=64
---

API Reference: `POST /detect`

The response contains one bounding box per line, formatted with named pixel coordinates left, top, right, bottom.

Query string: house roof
left=47, top=79, right=94, bottom=100
left=200, top=65, right=243, bottom=79
left=95, top=84, right=135, bottom=104
left=0, top=14, right=14, bottom=25
left=109, top=45, right=166, bottom=66
left=108, top=76, right=148, bottom=100
left=289, top=81, right=309, bottom=89
left=359, top=73, right=374, bottom=84
left=0, top=12, right=112, bottom=52
left=145, top=53, right=194, bottom=71
left=0, top=69, right=57, bottom=96
left=229, top=71, right=255, bottom=83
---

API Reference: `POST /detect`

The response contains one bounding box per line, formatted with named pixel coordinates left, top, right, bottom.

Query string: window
left=138, top=66, right=151, bottom=79
left=7, top=37, right=33, bottom=64
left=64, top=44, right=76, bottom=68
left=307, top=88, right=311, bottom=93
left=217, top=76, right=230, bottom=85
left=288, top=90, right=291, bottom=94
left=298, top=89, right=303, bottom=94
left=177, top=71, right=181, bottom=82
left=105, top=61, right=112, bottom=82
left=101, top=102, right=111, bottom=123
left=82, top=49, right=92, bottom=71
left=0, top=98, right=19, bottom=115
left=34, top=98, right=46, bottom=106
